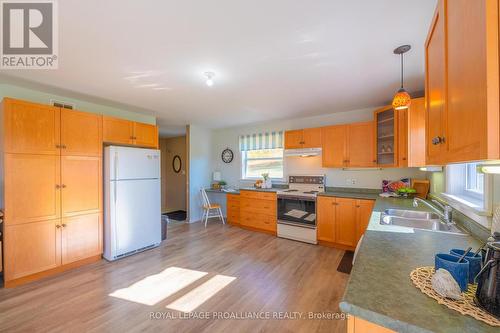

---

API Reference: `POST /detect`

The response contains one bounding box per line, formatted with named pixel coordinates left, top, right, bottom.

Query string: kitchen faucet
left=413, top=197, right=454, bottom=225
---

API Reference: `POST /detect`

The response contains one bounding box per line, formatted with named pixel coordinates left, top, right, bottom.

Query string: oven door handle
left=277, top=220, right=316, bottom=229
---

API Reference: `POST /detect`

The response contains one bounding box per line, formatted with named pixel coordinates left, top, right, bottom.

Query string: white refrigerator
left=104, top=146, right=162, bottom=261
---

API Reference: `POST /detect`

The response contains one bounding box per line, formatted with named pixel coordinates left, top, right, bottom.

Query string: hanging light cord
left=400, top=53, right=404, bottom=89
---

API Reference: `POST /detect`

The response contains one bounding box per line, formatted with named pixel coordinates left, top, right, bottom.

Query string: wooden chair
left=201, top=188, right=225, bottom=227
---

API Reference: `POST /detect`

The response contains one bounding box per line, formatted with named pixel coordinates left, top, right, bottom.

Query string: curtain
left=239, top=131, right=284, bottom=151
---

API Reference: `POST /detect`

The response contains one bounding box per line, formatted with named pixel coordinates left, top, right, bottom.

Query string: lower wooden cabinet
left=226, top=193, right=240, bottom=225
left=317, top=196, right=374, bottom=250
left=347, top=315, right=396, bottom=333
left=61, top=213, right=102, bottom=265
left=239, top=190, right=277, bottom=233
left=4, top=219, right=61, bottom=281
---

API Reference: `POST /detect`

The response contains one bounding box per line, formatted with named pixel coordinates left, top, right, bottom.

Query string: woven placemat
left=410, top=266, right=500, bottom=327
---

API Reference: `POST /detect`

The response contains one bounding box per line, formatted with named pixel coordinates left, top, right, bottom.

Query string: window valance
left=239, top=131, right=283, bottom=151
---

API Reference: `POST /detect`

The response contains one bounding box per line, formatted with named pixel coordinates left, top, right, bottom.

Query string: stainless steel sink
left=384, top=209, right=440, bottom=220
left=380, top=210, right=466, bottom=235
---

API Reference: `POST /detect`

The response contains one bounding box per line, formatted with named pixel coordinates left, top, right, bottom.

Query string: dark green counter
left=339, top=197, right=493, bottom=333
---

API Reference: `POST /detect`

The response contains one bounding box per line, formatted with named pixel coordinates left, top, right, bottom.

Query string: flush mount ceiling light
left=392, top=45, right=411, bottom=110
left=204, top=72, right=215, bottom=87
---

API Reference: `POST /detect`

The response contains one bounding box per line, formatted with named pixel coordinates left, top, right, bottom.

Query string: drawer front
left=239, top=190, right=276, bottom=201
left=240, top=211, right=276, bottom=231
left=240, top=198, right=276, bottom=216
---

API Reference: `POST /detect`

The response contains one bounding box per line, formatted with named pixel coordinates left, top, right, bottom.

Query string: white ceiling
left=2, top=0, right=437, bottom=136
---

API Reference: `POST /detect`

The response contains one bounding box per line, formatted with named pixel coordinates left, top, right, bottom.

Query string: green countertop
left=318, top=191, right=380, bottom=200
left=339, top=197, right=493, bottom=333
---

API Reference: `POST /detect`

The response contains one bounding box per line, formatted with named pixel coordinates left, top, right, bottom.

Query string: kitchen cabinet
left=1, top=98, right=102, bottom=287
left=2, top=98, right=60, bottom=155
left=317, top=196, right=336, bottom=243
left=103, top=116, right=158, bottom=148
left=374, top=107, right=397, bottom=167
left=347, top=315, right=396, bottom=333
left=61, top=156, right=102, bottom=217
left=4, top=219, right=61, bottom=281
left=284, top=128, right=321, bottom=149
left=425, top=0, right=500, bottom=164
left=226, top=193, right=240, bottom=225
left=61, top=213, right=102, bottom=265
left=406, top=98, right=426, bottom=167
left=322, top=125, right=348, bottom=167
left=61, top=109, right=102, bottom=157
left=239, top=190, right=276, bottom=233
left=317, top=196, right=374, bottom=250
left=355, top=199, right=375, bottom=243
left=397, top=108, right=408, bottom=167
left=322, top=123, right=374, bottom=168
left=348, top=122, right=375, bottom=167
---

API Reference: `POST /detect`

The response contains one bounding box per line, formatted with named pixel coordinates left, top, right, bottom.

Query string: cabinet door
left=317, top=196, right=336, bottom=242
left=425, top=1, right=447, bottom=165
left=4, top=219, right=61, bottom=281
left=397, top=109, right=408, bottom=167
left=375, top=108, right=397, bottom=167
left=61, top=213, right=102, bottom=265
left=4, top=154, right=61, bottom=225
left=335, top=198, right=357, bottom=247
left=407, top=97, right=426, bottom=167
left=302, top=128, right=322, bottom=148
left=322, top=125, right=348, bottom=167
left=284, top=130, right=304, bottom=149
left=102, top=116, right=134, bottom=145
left=348, top=122, right=375, bottom=167
left=445, top=0, right=493, bottom=162
left=61, top=156, right=101, bottom=217
left=3, top=98, right=60, bottom=155
left=355, top=199, right=375, bottom=244
left=134, top=122, right=158, bottom=148
left=61, top=109, right=102, bottom=157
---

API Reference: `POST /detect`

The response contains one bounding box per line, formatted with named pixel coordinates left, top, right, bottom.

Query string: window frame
left=240, top=148, right=285, bottom=181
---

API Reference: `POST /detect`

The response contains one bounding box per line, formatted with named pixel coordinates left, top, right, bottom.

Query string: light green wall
left=0, top=83, right=156, bottom=124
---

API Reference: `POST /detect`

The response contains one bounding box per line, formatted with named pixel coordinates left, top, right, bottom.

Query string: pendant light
left=392, top=45, right=411, bottom=110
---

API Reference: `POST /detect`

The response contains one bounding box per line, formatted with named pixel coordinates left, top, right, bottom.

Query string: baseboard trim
left=4, top=255, right=102, bottom=288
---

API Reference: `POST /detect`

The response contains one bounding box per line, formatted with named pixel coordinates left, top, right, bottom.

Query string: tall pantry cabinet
left=1, top=98, right=103, bottom=286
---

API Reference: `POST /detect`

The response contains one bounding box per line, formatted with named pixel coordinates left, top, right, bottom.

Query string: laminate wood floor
left=0, top=222, right=350, bottom=333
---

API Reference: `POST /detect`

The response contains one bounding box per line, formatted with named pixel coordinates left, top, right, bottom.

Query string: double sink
left=380, top=208, right=466, bottom=235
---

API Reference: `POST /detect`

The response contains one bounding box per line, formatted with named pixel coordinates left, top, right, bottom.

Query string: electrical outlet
left=351, top=179, right=357, bottom=185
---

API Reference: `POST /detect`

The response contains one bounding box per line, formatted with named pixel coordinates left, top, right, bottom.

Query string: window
left=445, top=163, right=488, bottom=209
left=241, top=148, right=284, bottom=180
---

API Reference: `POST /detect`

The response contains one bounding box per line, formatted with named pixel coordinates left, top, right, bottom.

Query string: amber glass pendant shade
left=392, top=88, right=411, bottom=110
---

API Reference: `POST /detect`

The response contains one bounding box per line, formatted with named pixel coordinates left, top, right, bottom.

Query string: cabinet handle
left=432, top=136, right=445, bottom=145
left=55, top=144, right=61, bottom=149
left=62, top=224, right=67, bottom=227
left=56, top=224, right=61, bottom=229
left=373, top=159, right=377, bottom=163
left=356, top=205, right=361, bottom=208
left=61, top=184, right=67, bottom=188
left=61, top=145, right=66, bottom=149
left=55, top=184, right=61, bottom=189
left=402, top=157, right=407, bottom=161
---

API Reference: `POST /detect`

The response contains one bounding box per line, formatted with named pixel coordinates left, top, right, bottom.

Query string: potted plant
left=262, top=173, right=272, bottom=189
left=219, top=180, right=227, bottom=189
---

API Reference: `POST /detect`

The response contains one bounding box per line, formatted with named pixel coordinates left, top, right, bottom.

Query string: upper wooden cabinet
left=103, top=116, right=158, bottom=148
left=374, top=107, right=397, bottom=167
left=61, top=109, right=102, bottom=157
left=425, top=0, right=500, bottom=164
left=2, top=98, right=61, bottom=155
left=284, top=128, right=321, bottom=149
left=397, top=97, right=426, bottom=168
left=322, top=122, right=375, bottom=168
left=102, top=116, right=134, bottom=145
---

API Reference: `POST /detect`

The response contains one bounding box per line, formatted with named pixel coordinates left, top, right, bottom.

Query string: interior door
left=134, top=122, right=158, bottom=148
left=4, top=154, right=61, bottom=225
left=61, top=156, right=101, bottom=217
left=61, top=109, right=102, bottom=157
left=284, top=130, right=304, bottom=149
left=335, top=198, right=356, bottom=247
left=4, top=219, right=61, bottom=281
left=348, top=122, right=375, bottom=167
left=61, top=213, right=101, bottom=265
left=321, top=125, right=347, bottom=167
left=317, top=196, right=335, bottom=242
left=3, top=98, right=60, bottom=155
left=103, top=116, right=134, bottom=145
left=114, top=179, right=161, bottom=255
left=425, top=1, right=446, bottom=165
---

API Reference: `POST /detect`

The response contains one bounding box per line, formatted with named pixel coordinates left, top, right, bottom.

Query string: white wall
left=188, top=125, right=213, bottom=222
left=211, top=107, right=426, bottom=189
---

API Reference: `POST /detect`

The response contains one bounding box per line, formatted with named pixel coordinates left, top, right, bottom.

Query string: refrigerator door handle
left=114, top=151, right=118, bottom=205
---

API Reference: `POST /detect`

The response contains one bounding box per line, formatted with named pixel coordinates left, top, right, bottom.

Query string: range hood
left=284, top=147, right=322, bottom=157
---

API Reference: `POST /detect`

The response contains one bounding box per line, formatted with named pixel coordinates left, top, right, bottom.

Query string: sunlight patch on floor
left=166, top=274, right=236, bottom=312
left=109, top=267, right=208, bottom=306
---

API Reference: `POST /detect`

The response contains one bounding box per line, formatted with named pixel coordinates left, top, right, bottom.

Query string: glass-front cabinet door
left=375, top=107, right=396, bottom=166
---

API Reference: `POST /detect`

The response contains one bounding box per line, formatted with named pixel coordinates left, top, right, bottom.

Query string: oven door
left=277, top=195, right=316, bottom=228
